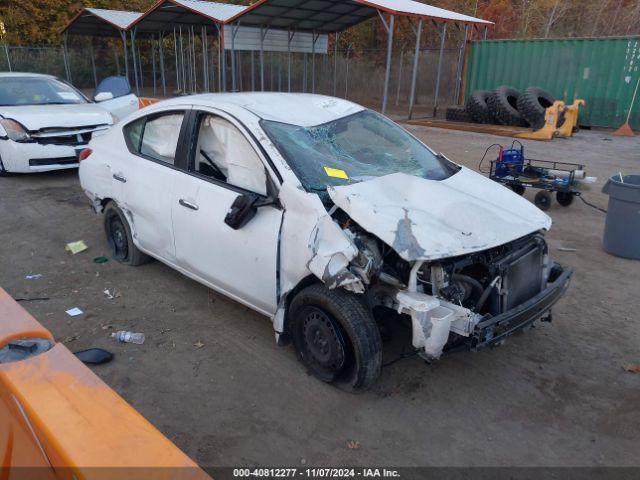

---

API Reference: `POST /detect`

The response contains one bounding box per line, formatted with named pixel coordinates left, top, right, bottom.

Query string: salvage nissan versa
left=79, top=93, right=573, bottom=390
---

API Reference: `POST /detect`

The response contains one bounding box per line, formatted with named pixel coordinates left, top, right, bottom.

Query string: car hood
left=327, top=167, right=552, bottom=262
left=0, top=104, right=112, bottom=131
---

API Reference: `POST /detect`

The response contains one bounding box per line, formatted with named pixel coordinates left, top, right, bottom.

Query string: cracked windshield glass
left=261, top=110, right=457, bottom=191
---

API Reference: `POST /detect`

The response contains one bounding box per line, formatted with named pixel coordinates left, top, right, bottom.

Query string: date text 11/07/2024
left=232, top=468, right=401, bottom=478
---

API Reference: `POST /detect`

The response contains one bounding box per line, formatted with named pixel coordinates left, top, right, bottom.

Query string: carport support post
left=287, top=30, right=293, bottom=93
left=3, top=44, right=11, bottom=72
left=231, top=23, right=240, bottom=92
left=344, top=44, right=351, bottom=98
left=130, top=30, right=140, bottom=95
left=333, top=32, right=339, bottom=97
left=380, top=12, right=395, bottom=114
left=120, top=31, right=129, bottom=85
left=159, top=33, right=167, bottom=96
left=454, top=25, right=468, bottom=105
left=152, top=37, right=157, bottom=96
left=89, top=41, right=98, bottom=88
left=220, top=24, right=227, bottom=92
left=433, top=22, right=447, bottom=118
left=62, top=33, right=71, bottom=82
left=395, top=46, right=405, bottom=106
left=260, top=27, right=268, bottom=91
left=311, top=31, right=317, bottom=94
left=173, top=28, right=180, bottom=92
left=408, top=19, right=423, bottom=120
left=201, top=26, right=208, bottom=92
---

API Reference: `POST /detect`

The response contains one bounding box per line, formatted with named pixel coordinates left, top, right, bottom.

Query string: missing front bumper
left=470, top=264, right=574, bottom=350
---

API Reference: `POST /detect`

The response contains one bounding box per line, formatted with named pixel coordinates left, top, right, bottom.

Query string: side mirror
left=224, top=193, right=260, bottom=230
left=94, top=91, right=114, bottom=102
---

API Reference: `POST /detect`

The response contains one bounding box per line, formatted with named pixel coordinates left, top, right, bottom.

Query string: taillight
left=79, top=148, right=93, bottom=161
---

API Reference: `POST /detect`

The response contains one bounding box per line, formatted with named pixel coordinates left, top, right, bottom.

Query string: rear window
left=123, top=112, right=185, bottom=165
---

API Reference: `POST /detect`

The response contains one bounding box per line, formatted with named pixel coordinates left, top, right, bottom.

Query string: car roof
left=0, top=72, right=56, bottom=79
left=159, top=92, right=366, bottom=127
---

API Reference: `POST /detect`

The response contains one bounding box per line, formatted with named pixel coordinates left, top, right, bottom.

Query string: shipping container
left=465, top=37, right=640, bottom=130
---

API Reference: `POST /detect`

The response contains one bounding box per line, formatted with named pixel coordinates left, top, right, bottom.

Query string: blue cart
left=481, top=141, right=585, bottom=211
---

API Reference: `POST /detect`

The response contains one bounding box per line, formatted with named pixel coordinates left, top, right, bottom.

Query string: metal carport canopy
left=130, top=0, right=246, bottom=32
left=225, top=0, right=493, bottom=33
left=62, top=8, right=143, bottom=37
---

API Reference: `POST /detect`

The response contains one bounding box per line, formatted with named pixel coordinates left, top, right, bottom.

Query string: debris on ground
left=93, top=256, right=109, bottom=264
left=558, top=247, right=578, bottom=252
left=15, top=297, right=50, bottom=302
left=194, top=340, right=205, bottom=349
left=25, top=274, right=43, bottom=280
left=65, top=307, right=84, bottom=316
left=622, top=364, right=640, bottom=373
left=103, top=288, right=121, bottom=300
left=65, top=240, right=88, bottom=254
left=74, top=348, right=114, bottom=365
left=347, top=440, right=361, bottom=450
left=111, top=331, right=145, bottom=344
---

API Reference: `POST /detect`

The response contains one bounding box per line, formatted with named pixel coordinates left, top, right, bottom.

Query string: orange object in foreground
left=0, top=288, right=210, bottom=480
left=138, top=97, right=160, bottom=109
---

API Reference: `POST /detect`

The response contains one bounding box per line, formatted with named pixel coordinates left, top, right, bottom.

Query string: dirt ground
left=1, top=125, right=638, bottom=469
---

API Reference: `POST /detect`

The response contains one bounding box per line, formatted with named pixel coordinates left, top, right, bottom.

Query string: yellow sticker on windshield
left=324, top=166, right=349, bottom=179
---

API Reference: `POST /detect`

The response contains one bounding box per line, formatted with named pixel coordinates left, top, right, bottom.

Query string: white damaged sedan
left=0, top=72, right=135, bottom=174
left=80, top=93, right=573, bottom=390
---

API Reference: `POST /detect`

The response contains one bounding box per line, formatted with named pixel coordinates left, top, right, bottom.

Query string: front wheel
left=103, top=202, right=150, bottom=266
left=289, top=284, right=382, bottom=391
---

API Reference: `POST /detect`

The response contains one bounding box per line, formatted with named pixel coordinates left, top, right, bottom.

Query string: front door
left=172, top=110, right=282, bottom=315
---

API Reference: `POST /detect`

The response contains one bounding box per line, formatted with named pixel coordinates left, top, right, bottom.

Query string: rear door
left=118, top=108, right=190, bottom=264
left=172, top=109, right=283, bottom=315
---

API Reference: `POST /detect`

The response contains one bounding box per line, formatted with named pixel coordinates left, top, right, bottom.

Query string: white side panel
left=224, top=26, right=328, bottom=54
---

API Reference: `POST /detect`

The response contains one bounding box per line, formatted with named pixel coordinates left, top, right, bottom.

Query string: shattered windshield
left=260, top=110, right=456, bottom=191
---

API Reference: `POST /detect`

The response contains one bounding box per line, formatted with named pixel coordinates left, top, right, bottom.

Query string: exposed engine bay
left=325, top=207, right=565, bottom=360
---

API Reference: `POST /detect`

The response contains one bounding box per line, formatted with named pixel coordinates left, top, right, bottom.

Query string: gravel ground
left=0, top=126, right=638, bottom=469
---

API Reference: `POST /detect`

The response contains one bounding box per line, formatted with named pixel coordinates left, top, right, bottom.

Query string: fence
left=1, top=40, right=465, bottom=118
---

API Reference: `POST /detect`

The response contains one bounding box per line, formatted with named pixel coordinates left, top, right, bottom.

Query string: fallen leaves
left=347, top=440, right=360, bottom=450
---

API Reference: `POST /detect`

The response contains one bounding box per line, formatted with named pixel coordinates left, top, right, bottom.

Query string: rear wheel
left=534, top=190, right=552, bottom=211
left=103, top=202, right=150, bottom=266
left=556, top=191, right=574, bottom=207
left=289, top=284, right=382, bottom=391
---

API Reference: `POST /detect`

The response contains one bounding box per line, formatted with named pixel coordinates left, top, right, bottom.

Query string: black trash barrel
left=602, top=174, right=640, bottom=260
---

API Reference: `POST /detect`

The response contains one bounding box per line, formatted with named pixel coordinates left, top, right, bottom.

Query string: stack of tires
left=446, top=86, right=562, bottom=130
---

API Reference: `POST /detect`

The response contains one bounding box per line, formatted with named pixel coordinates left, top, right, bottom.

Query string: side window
left=123, top=112, right=184, bottom=165
left=193, top=114, right=267, bottom=196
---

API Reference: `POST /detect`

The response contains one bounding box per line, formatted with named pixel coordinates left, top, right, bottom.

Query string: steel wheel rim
left=107, top=214, right=129, bottom=261
left=301, top=306, right=346, bottom=379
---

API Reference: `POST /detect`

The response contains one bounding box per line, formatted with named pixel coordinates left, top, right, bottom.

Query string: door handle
left=179, top=199, right=199, bottom=211
left=113, top=174, right=127, bottom=183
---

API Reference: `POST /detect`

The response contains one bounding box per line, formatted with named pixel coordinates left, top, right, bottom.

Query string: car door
left=172, top=109, right=283, bottom=316
left=93, top=76, right=139, bottom=120
left=118, top=108, right=190, bottom=264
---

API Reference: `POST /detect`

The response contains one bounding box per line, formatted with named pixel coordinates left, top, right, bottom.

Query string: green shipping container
left=465, top=37, right=640, bottom=130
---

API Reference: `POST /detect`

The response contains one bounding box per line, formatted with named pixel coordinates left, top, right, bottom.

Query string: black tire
left=445, top=107, right=472, bottom=123
left=465, top=90, right=494, bottom=124
left=534, top=190, right=552, bottom=211
left=510, top=184, right=526, bottom=196
left=487, top=86, right=527, bottom=126
left=556, top=191, right=574, bottom=207
left=0, top=154, right=8, bottom=176
left=517, top=87, right=565, bottom=130
left=103, top=201, right=150, bottom=266
left=289, top=284, right=382, bottom=391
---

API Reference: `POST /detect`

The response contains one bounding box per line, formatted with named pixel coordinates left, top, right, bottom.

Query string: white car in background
left=0, top=72, right=138, bottom=174
left=79, top=93, right=573, bottom=390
